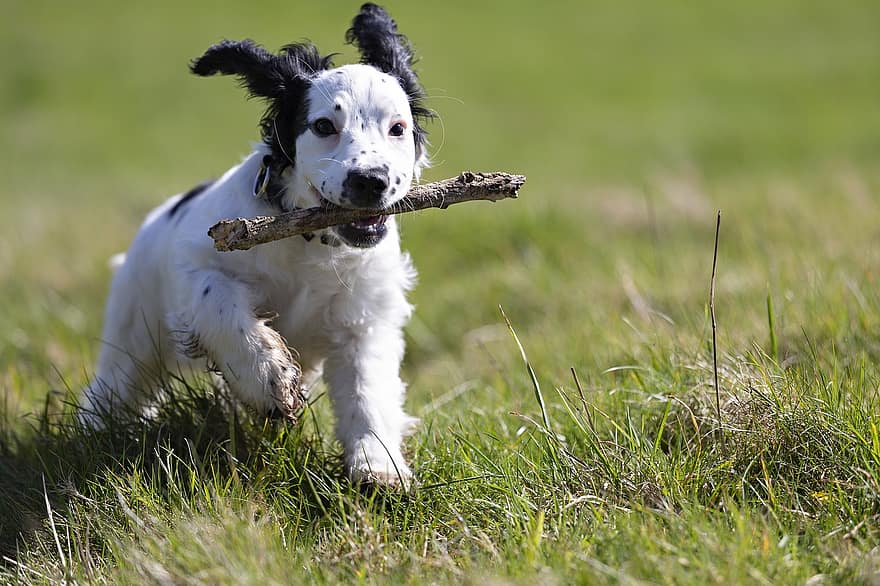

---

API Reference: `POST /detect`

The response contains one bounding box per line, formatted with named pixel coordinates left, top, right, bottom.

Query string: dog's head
left=191, top=3, right=431, bottom=247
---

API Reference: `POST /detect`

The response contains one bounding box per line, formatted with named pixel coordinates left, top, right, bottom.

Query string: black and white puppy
left=79, top=4, right=432, bottom=487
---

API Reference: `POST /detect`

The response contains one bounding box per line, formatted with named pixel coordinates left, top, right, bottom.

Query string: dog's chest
left=256, top=253, right=375, bottom=346
left=229, top=231, right=411, bottom=363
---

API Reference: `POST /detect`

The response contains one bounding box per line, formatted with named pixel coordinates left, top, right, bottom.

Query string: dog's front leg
left=175, top=270, right=303, bottom=420
left=323, top=327, right=418, bottom=488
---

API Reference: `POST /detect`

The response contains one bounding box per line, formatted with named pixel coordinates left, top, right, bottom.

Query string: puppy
left=79, top=3, right=432, bottom=487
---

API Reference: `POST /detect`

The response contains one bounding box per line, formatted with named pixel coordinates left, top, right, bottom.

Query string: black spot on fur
left=395, top=176, right=401, bottom=185
left=360, top=150, right=366, bottom=155
left=320, top=233, right=341, bottom=246
left=334, top=103, right=341, bottom=111
left=202, top=285, right=211, bottom=297
left=168, top=179, right=213, bottom=220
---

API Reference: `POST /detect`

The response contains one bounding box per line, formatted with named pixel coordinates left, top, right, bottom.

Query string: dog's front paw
left=351, top=463, right=415, bottom=491
left=267, top=360, right=304, bottom=422
left=346, top=443, right=414, bottom=490
left=223, top=328, right=304, bottom=422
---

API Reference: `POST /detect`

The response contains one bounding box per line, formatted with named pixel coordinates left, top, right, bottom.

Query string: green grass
left=2, top=0, right=880, bottom=583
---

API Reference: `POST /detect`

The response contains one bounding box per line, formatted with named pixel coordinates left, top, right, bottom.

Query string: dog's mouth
left=333, top=215, right=389, bottom=248
left=308, top=184, right=389, bottom=248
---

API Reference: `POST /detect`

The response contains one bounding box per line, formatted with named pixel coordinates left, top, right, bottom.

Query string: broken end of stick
left=208, top=220, right=242, bottom=251
left=455, top=171, right=526, bottom=200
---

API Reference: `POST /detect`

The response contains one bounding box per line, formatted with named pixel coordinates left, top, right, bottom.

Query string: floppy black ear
left=190, top=40, right=285, bottom=100
left=191, top=40, right=333, bottom=178
left=346, top=4, right=433, bottom=147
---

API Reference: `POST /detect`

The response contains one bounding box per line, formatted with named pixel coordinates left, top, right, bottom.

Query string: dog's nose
left=343, top=168, right=389, bottom=207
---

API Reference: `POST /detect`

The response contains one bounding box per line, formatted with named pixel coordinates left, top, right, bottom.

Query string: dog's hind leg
left=172, top=270, right=303, bottom=421
left=79, top=284, right=167, bottom=428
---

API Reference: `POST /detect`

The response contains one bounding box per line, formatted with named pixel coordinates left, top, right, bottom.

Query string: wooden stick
left=208, top=171, right=525, bottom=251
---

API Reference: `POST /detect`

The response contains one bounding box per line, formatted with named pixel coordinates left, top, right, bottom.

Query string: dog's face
left=295, top=65, right=419, bottom=210
left=190, top=3, right=431, bottom=248
left=288, top=64, right=422, bottom=247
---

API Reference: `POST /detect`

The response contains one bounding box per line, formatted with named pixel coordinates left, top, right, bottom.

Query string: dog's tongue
left=351, top=215, right=387, bottom=228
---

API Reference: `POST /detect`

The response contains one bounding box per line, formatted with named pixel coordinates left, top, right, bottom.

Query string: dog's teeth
left=351, top=215, right=387, bottom=229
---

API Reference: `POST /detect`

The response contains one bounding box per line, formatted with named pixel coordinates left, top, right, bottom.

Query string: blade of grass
left=500, top=306, right=551, bottom=433
left=766, top=288, right=778, bottom=363
left=709, top=211, right=722, bottom=429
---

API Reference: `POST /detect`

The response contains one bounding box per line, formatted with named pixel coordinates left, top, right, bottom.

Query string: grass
left=2, top=0, right=880, bottom=583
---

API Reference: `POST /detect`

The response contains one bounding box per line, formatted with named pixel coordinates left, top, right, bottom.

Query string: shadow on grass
left=0, top=380, right=351, bottom=562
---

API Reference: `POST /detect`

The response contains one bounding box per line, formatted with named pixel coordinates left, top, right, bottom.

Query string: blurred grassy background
left=2, top=1, right=880, bottom=582
left=1, top=0, right=879, bottom=422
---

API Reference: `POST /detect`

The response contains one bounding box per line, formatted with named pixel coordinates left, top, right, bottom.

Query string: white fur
left=80, top=64, right=424, bottom=487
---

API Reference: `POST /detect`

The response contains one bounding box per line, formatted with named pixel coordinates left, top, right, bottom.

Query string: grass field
left=2, top=0, right=880, bottom=583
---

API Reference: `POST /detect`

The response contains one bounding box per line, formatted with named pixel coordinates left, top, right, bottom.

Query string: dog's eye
left=312, top=118, right=337, bottom=137
left=389, top=122, right=406, bottom=137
